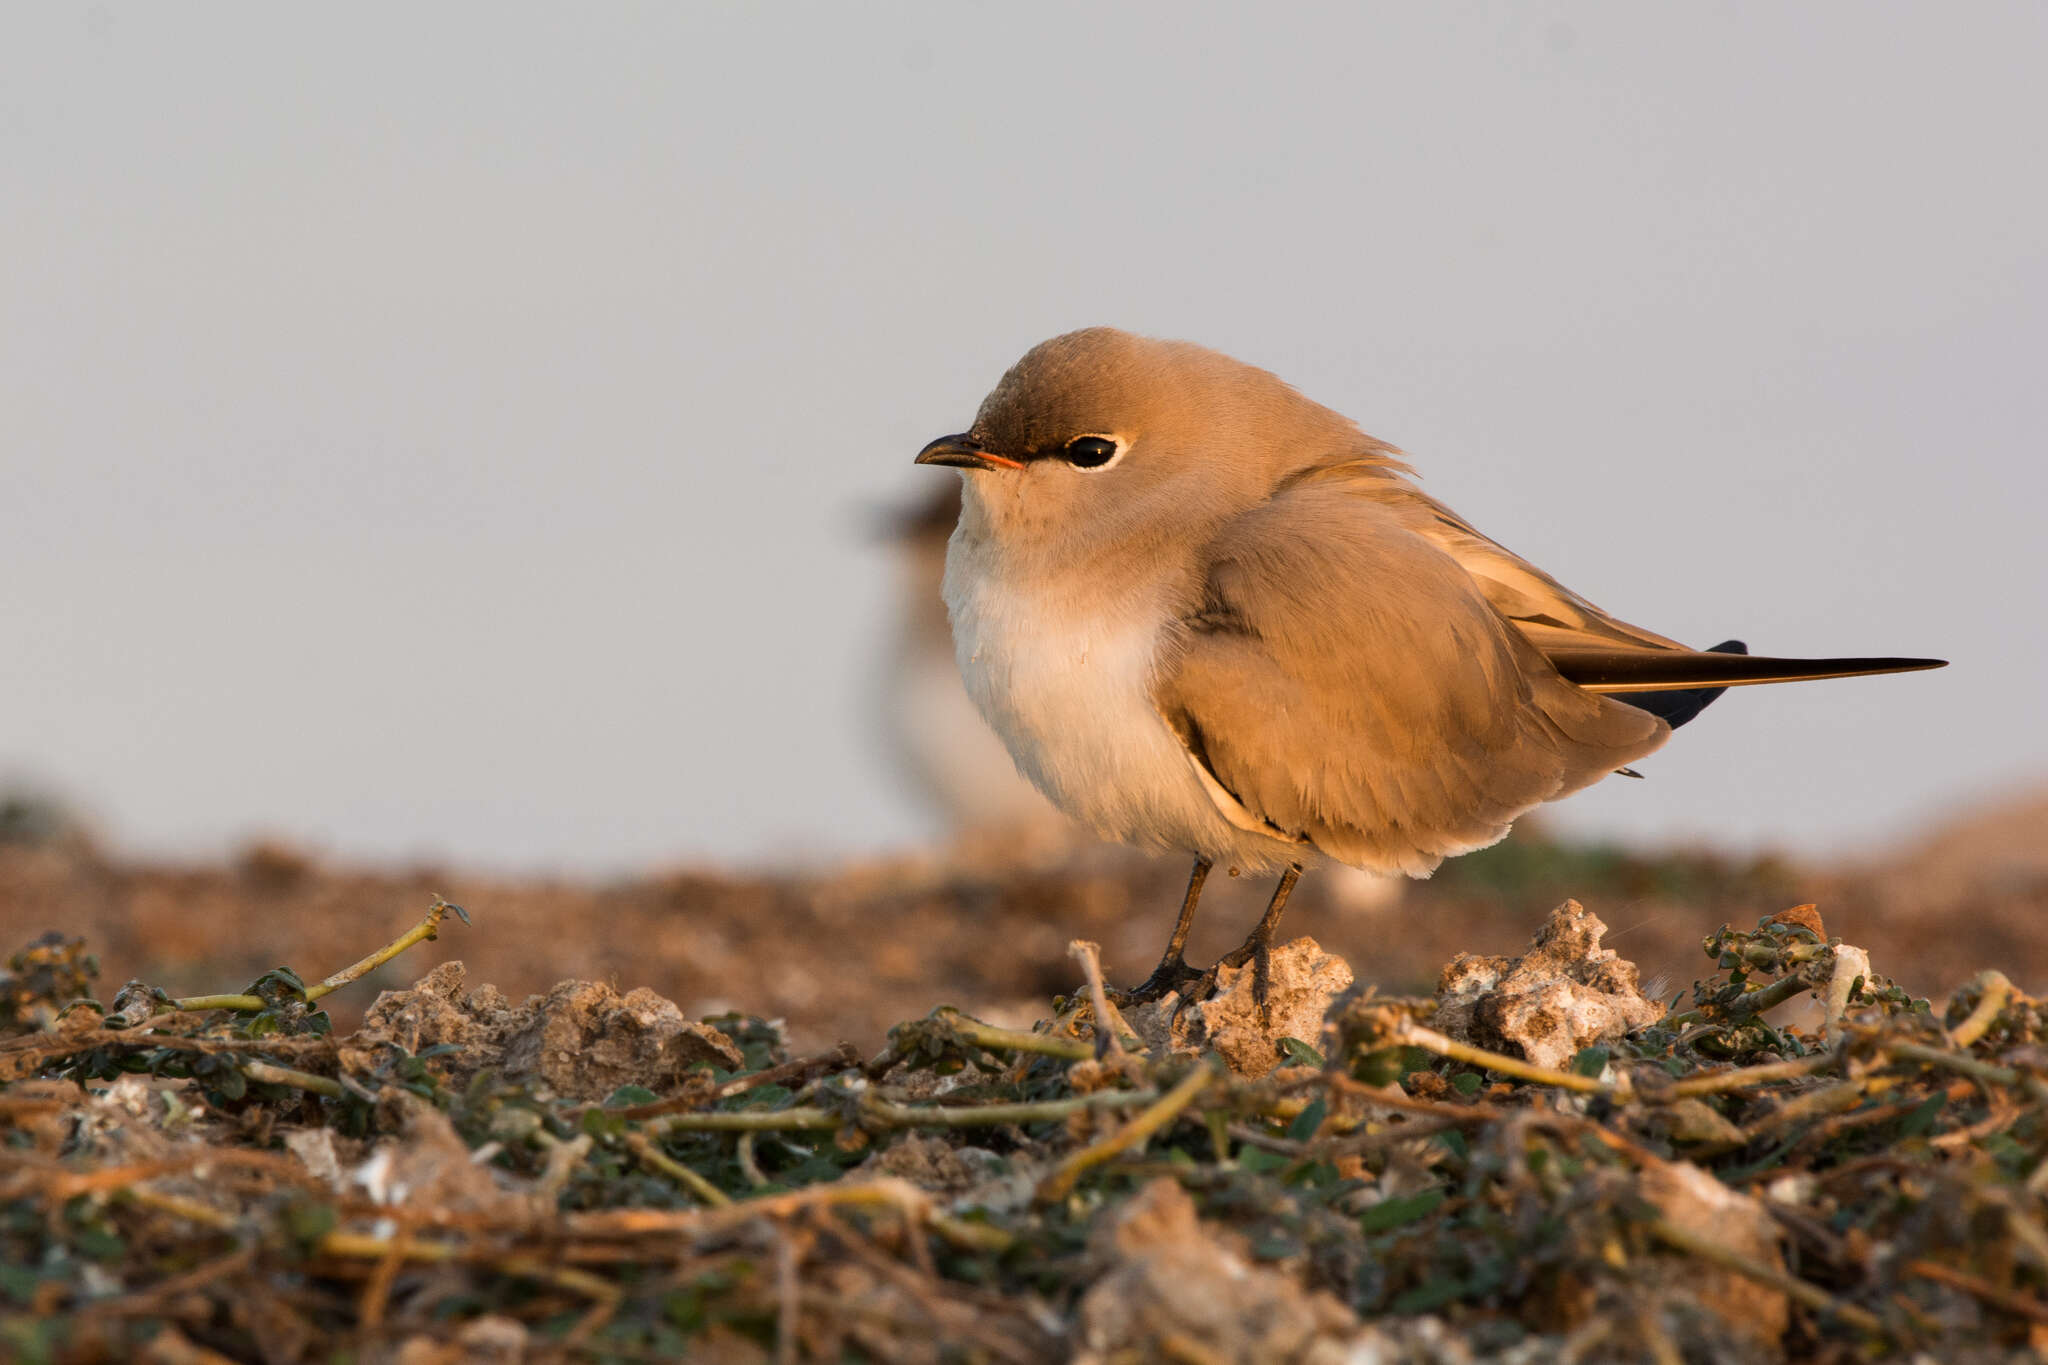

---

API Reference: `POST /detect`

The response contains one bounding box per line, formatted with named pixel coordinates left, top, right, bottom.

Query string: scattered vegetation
left=3, top=892, right=2047, bottom=1362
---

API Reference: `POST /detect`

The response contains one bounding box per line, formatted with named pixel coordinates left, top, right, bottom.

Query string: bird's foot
left=1112, top=952, right=1210, bottom=1006
left=1219, top=936, right=1275, bottom=1025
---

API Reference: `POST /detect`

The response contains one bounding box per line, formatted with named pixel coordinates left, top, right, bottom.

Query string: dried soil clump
left=1431, top=899, right=1663, bottom=1069
left=344, top=960, right=741, bottom=1100
left=1117, top=936, right=1355, bottom=1077
left=1075, top=1178, right=1363, bottom=1363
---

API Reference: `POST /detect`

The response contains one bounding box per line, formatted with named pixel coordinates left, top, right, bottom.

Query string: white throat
left=939, top=511, right=1304, bottom=870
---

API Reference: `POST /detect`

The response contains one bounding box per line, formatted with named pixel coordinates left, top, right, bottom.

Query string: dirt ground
left=7, top=789, right=2048, bottom=1362
left=4, top=789, right=2043, bottom=1053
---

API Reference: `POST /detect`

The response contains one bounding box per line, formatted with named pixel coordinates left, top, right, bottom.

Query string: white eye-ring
left=1061, top=434, right=1126, bottom=471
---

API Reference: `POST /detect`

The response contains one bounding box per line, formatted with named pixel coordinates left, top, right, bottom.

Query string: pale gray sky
left=3, top=3, right=2042, bottom=874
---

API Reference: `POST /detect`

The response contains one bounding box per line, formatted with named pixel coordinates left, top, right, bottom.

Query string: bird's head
left=915, top=328, right=1388, bottom=566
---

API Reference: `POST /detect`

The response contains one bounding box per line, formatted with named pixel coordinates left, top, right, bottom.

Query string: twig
left=565, top=1176, right=978, bottom=1248
left=1740, top=1080, right=1870, bottom=1142
left=169, top=898, right=467, bottom=1014
left=75, top=1246, right=256, bottom=1319
left=1905, top=1258, right=2048, bottom=1327
left=1669, top=1052, right=1838, bottom=1098
left=1393, top=1022, right=1614, bottom=1095
left=241, top=1060, right=344, bottom=1099
left=306, top=897, right=467, bottom=1002
left=1887, top=1041, right=2018, bottom=1087
left=1945, top=971, right=2017, bottom=1050
left=1069, top=939, right=1132, bottom=1058
left=1649, top=1217, right=1886, bottom=1335
left=623, top=1132, right=732, bottom=1207
left=121, top=1187, right=240, bottom=1232
left=317, top=1229, right=622, bottom=1307
left=775, top=1233, right=800, bottom=1365
left=930, top=1008, right=1095, bottom=1062
left=1328, top=1073, right=1511, bottom=1121
left=648, top=1087, right=1164, bottom=1137
left=1037, top=1063, right=1215, bottom=1203
left=736, top=1132, right=771, bottom=1188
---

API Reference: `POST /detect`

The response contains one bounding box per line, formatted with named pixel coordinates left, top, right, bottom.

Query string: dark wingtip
left=1612, top=638, right=1746, bottom=729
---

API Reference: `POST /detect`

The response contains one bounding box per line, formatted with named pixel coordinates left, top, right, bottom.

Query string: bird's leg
left=1116, top=857, right=1213, bottom=1003
left=1220, top=863, right=1304, bottom=1012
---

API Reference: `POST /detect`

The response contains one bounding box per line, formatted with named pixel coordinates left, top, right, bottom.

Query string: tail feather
left=1608, top=639, right=1746, bottom=729
left=1550, top=646, right=1947, bottom=695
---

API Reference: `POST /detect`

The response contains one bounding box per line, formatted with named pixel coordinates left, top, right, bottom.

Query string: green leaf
left=606, top=1084, right=661, bottom=1108
left=1451, top=1072, right=1484, bottom=1096
left=1361, top=1186, right=1446, bottom=1233
left=1277, top=1036, right=1325, bottom=1068
left=1238, top=1146, right=1293, bottom=1174
left=1897, top=1093, right=1945, bottom=1139
left=283, top=1200, right=338, bottom=1249
left=71, top=1223, right=126, bottom=1262
left=1286, top=1097, right=1328, bottom=1144
left=0, top=1262, right=38, bottom=1305
left=1571, top=1047, right=1610, bottom=1078
left=1389, top=1272, right=1469, bottom=1314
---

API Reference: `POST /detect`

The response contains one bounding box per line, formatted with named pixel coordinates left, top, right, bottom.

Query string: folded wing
left=1154, top=482, right=1671, bottom=878
left=1292, top=463, right=1945, bottom=697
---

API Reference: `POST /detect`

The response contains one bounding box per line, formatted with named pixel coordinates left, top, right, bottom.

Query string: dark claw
left=1218, top=938, right=1275, bottom=1025
left=1114, top=953, right=1209, bottom=1005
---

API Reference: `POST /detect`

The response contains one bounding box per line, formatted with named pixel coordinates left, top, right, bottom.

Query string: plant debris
left=4, top=889, right=2048, bottom=1363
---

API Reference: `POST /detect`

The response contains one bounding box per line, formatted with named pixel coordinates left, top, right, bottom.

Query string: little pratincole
left=913, top=328, right=1946, bottom=1002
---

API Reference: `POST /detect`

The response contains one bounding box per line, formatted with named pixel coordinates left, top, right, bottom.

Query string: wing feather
left=1155, top=482, right=1668, bottom=877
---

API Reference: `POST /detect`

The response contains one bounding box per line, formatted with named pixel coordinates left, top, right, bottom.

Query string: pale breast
left=941, top=549, right=1301, bottom=869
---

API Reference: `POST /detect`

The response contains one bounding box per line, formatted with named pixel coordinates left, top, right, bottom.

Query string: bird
left=913, top=327, right=1946, bottom=1004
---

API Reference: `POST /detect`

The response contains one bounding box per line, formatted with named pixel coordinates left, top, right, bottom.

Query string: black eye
left=1062, top=435, right=1120, bottom=469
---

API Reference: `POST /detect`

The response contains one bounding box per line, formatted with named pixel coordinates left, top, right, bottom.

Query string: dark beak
left=914, top=433, right=1023, bottom=472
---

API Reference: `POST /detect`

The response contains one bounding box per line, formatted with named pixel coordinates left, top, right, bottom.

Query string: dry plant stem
left=736, top=1131, right=771, bottom=1188
left=622, top=1132, right=732, bottom=1207
left=567, top=1177, right=959, bottom=1245
left=76, top=1246, right=257, bottom=1321
left=240, top=1060, right=344, bottom=1098
left=1036, top=1063, right=1215, bottom=1204
left=1905, top=1258, right=2048, bottom=1327
left=1068, top=939, right=1130, bottom=1058
left=1724, top=972, right=1818, bottom=1021
left=932, top=1008, right=1095, bottom=1062
left=775, top=1234, right=800, bottom=1365
left=926, top=1211, right=1017, bottom=1253
left=306, top=897, right=465, bottom=1002
left=1887, top=1041, right=2019, bottom=1087
left=169, top=993, right=271, bottom=1013
left=1648, top=1217, right=1886, bottom=1336
left=1668, top=1052, right=1838, bottom=1098
left=1328, top=1073, right=1511, bottom=1122
left=1945, top=971, right=2017, bottom=1049
left=318, top=1230, right=621, bottom=1308
left=649, top=1088, right=1164, bottom=1136
left=121, top=1186, right=239, bottom=1231
left=169, top=898, right=465, bottom=1014
left=1741, top=1079, right=1868, bottom=1141
left=1395, top=1022, right=1615, bottom=1095
left=1666, top=963, right=1825, bottom=1031
left=1391, top=1027, right=1842, bottom=1105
